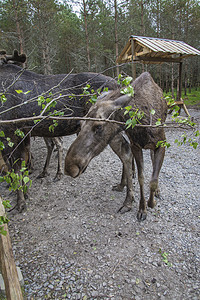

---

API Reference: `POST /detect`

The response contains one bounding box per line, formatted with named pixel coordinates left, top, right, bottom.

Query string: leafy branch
left=0, top=160, right=32, bottom=194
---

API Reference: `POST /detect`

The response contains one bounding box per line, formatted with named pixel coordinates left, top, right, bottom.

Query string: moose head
left=0, top=49, right=26, bottom=66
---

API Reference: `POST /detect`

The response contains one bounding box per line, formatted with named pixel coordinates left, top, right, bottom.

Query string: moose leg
left=14, top=137, right=31, bottom=212
left=53, top=137, right=63, bottom=181
left=24, top=134, right=34, bottom=173
left=131, top=144, right=147, bottom=221
left=109, top=133, right=135, bottom=214
left=17, top=188, right=26, bottom=212
left=37, top=137, right=55, bottom=178
left=150, top=150, right=160, bottom=197
left=148, top=146, right=165, bottom=209
left=109, top=132, right=135, bottom=192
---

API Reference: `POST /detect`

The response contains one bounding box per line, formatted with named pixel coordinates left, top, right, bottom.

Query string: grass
left=164, top=87, right=200, bottom=108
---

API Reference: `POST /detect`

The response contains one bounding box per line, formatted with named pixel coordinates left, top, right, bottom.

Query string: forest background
left=0, top=0, right=200, bottom=100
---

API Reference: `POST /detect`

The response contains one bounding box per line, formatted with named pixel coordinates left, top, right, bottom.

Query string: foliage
left=34, top=93, right=64, bottom=132
left=0, top=94, right=32, bottom=235
left=0, top=161, right=32, bottom=194
left=159, top=248, right=172, bottom=267
left=165, top=88, right=200, bottom=107
left=83, top=85, right=109, bottom=104
left=118, top=74, right=144, bottom=129
left=0, top=200, right=11, bottom=236
left=124, top=106, right=144, bottom=129
left=118, top=74, right=134, bottom=97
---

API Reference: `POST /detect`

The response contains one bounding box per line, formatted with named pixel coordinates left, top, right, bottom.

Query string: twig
left=111, top=259, right=121, bottom=273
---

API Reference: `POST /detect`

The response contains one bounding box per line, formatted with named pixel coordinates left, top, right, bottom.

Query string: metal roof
left=117, top=36, right=200, bottom=64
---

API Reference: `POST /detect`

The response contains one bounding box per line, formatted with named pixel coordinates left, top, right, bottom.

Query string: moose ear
left=98, top=90, right=112, bottom=100
left=114, top=94, right=132, bottom=108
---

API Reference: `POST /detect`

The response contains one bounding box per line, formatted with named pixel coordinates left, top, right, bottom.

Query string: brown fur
left=65, top=72, right=168, bottom=221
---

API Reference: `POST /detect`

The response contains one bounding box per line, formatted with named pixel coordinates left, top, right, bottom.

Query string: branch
left=0, top=114, right=197, bottom=130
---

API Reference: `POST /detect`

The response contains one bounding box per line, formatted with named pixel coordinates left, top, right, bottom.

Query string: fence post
left=0, top=198, right=23, bottom=300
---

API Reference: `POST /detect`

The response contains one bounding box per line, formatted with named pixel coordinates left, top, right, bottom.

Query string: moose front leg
left=37, top=137, right=55, bottom=178
left=131, top=144, right=147, bottom=221
left=109, top=133, right=135, bottom=214
left=109, top=132, right=135, bottom=192
left=17, top=188, right=26, bottom=212
left=53, top=137, right=64, bottom=181
left=117, top=162, right=135, bottom=214
left=148, top=146, right=165, bottom=209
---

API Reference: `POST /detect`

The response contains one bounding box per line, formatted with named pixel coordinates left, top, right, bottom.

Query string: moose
left=0, top=50, right=134, bottom=212
left=65, top=72, right=168, bottom=221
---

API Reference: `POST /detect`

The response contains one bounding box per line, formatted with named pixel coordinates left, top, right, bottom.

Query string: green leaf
left=15, top=89, right=23, bottom=94
left=0, top=131, right=5, bottom=137
left=135, top=278, right=140, bottom=284
left=0, top=176, right=4, bottom=183
left=122, top=76, right=133, bottom=86
left=2, top=200, right=11, bottom=209
left=6, top=138, right=14, bottom=148
left=14, top=129, right=25, bottom=138
left=124, top=105, right=132, bottom=115
left=1, top=94, right=7, bottom=103
left=23, top=176, right=30, bottom=184
left=155, top=120, right=161, bottom=126
left=0, top=141, right=5, bottom=151
left=150, top=109, right=155, bottom=115
left=0, top=226, right=7, bottom=236
left=117, top=74, right=122, bottom=84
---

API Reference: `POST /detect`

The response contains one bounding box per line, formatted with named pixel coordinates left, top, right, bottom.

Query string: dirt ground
left=1, top=109, right=200, bottom=300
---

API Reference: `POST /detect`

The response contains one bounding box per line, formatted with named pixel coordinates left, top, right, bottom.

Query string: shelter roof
left=117, top=36, right=200, bottom=64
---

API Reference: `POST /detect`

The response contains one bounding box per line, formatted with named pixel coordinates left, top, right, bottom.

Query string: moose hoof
left=17, top=202, right=26, bottom=213
left=117, top=205, right=132, bottom=214
left=154, top=188, right=160, bottom=198
left=53, top=172, right=63, bottom=182
left=112, top=184, right=124, bottom=192
left=37, top=172, right=49, bottom=179
left=137, top=210, right=147, bottom=221
left=148, top=199, right=156, bottom=208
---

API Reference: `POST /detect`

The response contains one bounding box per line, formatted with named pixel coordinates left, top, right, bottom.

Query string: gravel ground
left=1, top=108, right=200, bottom=300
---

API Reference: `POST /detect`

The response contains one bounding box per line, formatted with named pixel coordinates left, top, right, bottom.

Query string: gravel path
left=1, top=108, right=200, bottom=300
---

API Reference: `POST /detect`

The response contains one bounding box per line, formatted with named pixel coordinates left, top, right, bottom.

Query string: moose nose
left=64, top=164, right=80, bottom=178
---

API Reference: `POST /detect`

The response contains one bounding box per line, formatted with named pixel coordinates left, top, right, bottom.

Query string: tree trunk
left=42, top=38, right=53, bottom=75
left=156, top=0, right=160, bottom=37
left=114, top=0, right=119, bottom=77
left=12, top=0, right=25, bottom=66
left=140, top=0, right=145, bottom=72
left=36, top=3, right=53, bottom=75
left=83, top=0, right=91, bottom=71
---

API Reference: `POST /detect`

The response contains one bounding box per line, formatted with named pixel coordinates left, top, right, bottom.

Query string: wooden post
left=177, top=59, right=183, bottom=100
left=0, top=198, right=23, bottom=300
left=131, top=38, right=136, bottom=80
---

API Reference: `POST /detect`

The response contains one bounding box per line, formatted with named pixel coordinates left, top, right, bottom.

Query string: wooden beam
left=135, top=56, right=182, bottom=63
left=119, top=54, right=182, bottom=64
left=131, top=39, right=136, bottom=79
left=135, top=47, right=151, bottom=57
left=0, top=198, right=23, bottom=300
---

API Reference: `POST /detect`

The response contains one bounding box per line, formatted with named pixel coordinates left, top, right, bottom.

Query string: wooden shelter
left=116, top=36, right=200, bottom=114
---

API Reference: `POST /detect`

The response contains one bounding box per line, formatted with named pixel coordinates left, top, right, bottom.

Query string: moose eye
left=93, top=124, right=103, bottom=134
